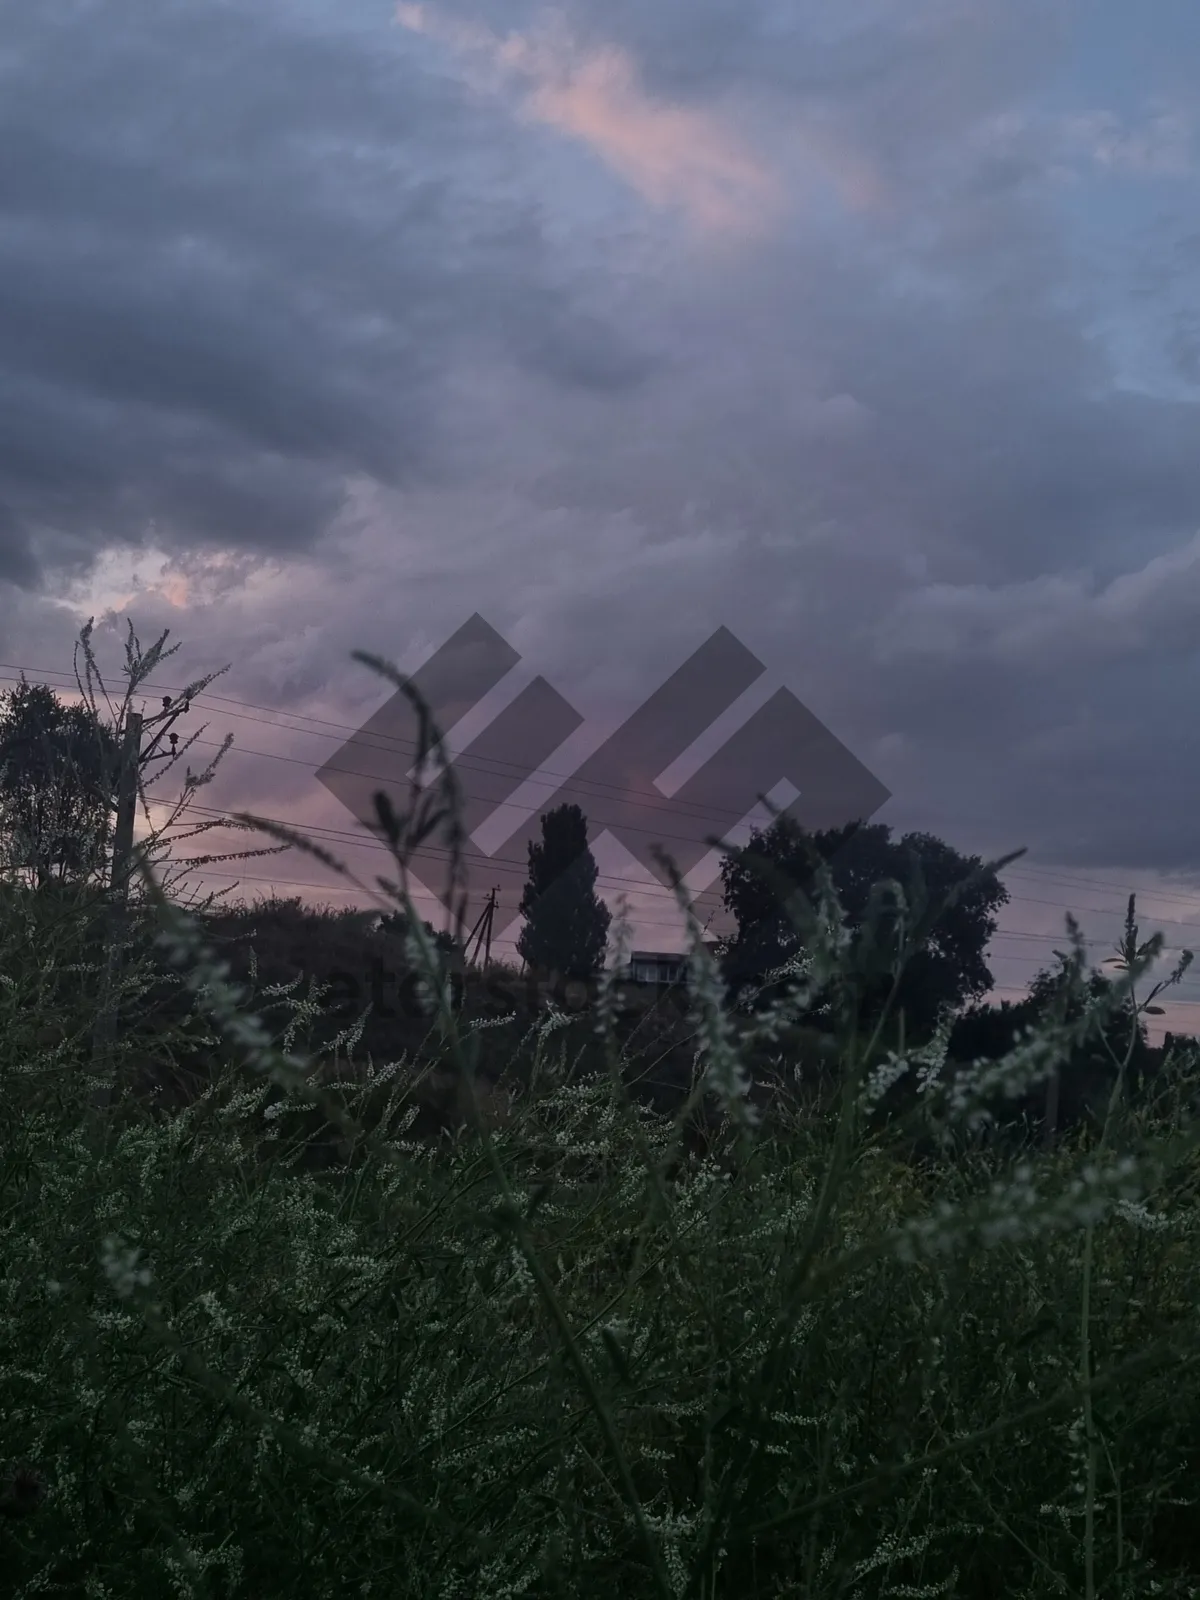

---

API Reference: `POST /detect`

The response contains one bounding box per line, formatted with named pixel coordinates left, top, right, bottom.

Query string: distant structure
left=616, top=942, right=723, bottom=987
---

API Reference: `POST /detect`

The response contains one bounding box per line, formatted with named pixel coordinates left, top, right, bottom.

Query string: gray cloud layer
left=0, top=1, right=656, bottom=586
left=3, top=0, right=1200, bottom=1002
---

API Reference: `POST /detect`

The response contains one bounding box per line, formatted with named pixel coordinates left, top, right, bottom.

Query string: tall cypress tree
left=516, top=803, right=611, bottom=981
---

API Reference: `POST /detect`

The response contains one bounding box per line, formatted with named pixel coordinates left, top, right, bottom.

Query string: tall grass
left=4, top=659, right=1200, bottom=1597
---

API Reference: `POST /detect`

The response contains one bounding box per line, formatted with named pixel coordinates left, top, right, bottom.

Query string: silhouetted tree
left=516, top=803, right=611, bottom=981
left=378, top=907, right=460, bottom=958
left=947, top=955, right=1153, bottom=1139
left=0, top=679, right=116, bottom=889
left=719, top=817, right=1008, bottom=1042
left=1030, top=952, right=1151, bottom=1102
left=949, top=994, right=1040, bottom=1063
left=379, top=907, right=461, bottom=1003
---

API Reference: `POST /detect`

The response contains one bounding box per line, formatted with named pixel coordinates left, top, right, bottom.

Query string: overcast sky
left=3, top=0, right=1200, bottom=1036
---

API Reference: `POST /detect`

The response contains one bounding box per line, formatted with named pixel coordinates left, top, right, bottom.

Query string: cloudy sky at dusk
left=3, top=0, right=1200, bottom=1036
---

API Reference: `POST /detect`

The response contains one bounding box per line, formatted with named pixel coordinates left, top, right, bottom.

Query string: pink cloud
left=523, top=44, right=783, bottom=236
left=395, top=5, right=801, bottom=238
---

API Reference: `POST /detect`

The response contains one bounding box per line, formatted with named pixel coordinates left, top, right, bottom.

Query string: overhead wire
left=5, top=660, right=1200, bottom=1008
left=8, top=657, right=1200, bottom=912
left=15, top=659, right=1200, bottom=912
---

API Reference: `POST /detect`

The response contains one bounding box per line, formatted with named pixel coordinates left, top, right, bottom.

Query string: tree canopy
left=718, top=816, right=1008, bottom=1041
left=378, top=907, right=461, bottom=959
left=948, top=952, right=1152, bottom=1138
left=516, top=802, right=611, bottom=981
left=0, top=679, right=117, bottom=889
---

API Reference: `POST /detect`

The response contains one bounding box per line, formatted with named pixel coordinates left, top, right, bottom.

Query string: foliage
left=0, top=678, right=117, bottom=887
left=5, top=646, right=1200, bottom=1598
left=949, top=992, right=1041, bottom=1062
left=379, top=905, right=461, bottom=957
left=719, top=816, right=1009, bottom=1043
left=1028, top=947, right=1152, bottom=1093
left=5, top=848, right=1200, bottom=1597
left=948, top=937, right=1155, bottom=1144
left=516, top=801, right=612, bottom=981
left=72, top=616, right=276, bottom=911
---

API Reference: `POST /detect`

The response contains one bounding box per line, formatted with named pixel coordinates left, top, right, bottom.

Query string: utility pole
left=89, top=695, right=189, bottom=1125
left=464, top=886, right=499, bottom=970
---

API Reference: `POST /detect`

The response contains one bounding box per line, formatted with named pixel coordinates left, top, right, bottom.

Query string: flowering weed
left=4, top=667, right=1200, bottom=1598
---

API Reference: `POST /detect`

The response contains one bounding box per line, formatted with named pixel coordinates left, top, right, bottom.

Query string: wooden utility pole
left=464, top=886, right=499, bottom=970
left=483, top=886, right=496, bottom=968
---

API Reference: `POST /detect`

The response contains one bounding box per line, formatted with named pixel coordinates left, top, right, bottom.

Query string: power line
left=0, top=661, right=823, bottom=833
left=165, top=867, right=1173, bottom=964
left=150, top=866, right=713, bottom=934
left=163, top=798, right=1197, bottom=963
left=157, top=817, right=1184, bottom=949
left=8, top=661, right=1200, bottom=966
left=171, top=797, right=730, bottom=907
left=998, top=864, right=1200, bottom=915
left=23, top=661, right=1200, bottom=919
left=168, top=865, right=1200, bottom=1011
left=165, top=734, right=1200, bottom=941
left=9, top=661, right=1200, bottom=915
left=145, top=768, right=1200, bottom=956
left=175, top=784, right=1200, bottom=946
left=5, top=662, right=1198, bottom=1030
left=169, top=797, right=1200, bottom=960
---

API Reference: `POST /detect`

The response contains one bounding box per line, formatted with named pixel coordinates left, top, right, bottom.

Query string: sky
left=3, top=0, right=1200, bottom=1038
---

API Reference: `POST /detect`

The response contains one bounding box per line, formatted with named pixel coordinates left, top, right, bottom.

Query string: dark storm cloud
left=5, top=0, right=1200, bottom=983
left=429, top=0, right=1074, bottom=164
left=408, top=0, right=1200, bottom=590
left=521, top=227, right=1200, bottom=590
left=0, top=0, right=654, bottom=586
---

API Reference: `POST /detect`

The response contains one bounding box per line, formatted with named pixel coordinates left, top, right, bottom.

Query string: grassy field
left=3, top=872, right=1200, bottom=1598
